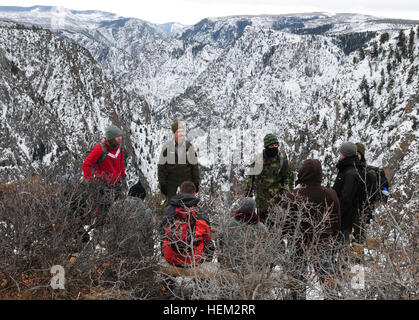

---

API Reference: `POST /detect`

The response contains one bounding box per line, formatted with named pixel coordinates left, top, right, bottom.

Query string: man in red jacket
left=82, top=125, right=126, bottom=187
left=82, top=125, right=127, bottom=222
left=160, top=181, right=212, bottom=268
left=76, top=125, right=127, bottom=246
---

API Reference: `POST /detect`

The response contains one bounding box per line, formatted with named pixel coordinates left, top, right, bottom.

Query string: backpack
left=367, top=166, right=390, bottom=203
left=90, top=142, right=108, bottom=174
left=165, top=207, right=200, bottom=256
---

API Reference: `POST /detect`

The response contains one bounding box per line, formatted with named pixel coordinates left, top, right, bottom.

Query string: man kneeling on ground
left=160, top=181, right=213, bottom=268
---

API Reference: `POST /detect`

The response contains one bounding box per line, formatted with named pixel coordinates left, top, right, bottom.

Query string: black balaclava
left=265, top=147, right=279, bottom=158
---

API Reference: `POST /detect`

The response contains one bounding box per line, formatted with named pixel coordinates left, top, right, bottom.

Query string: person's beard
left=107, top=139, right=119, bottom=150
left=265, top=147, right=279, bottom=158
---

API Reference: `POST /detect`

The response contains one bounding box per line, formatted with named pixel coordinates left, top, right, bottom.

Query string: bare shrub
left=157, top=183, right=417, bottom=300
left=1, top=176, right=416, bottom=300
left=0, top=176, right=164, bottom=300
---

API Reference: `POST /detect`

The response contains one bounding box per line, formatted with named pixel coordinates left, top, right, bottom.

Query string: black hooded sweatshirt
left=284, top=159, right=341, bottom=243
left=333, top=155, right=361, bottom=231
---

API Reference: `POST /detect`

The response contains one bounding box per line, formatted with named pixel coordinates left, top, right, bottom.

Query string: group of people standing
left=81, top=121, right=385, bottom=298
left=244, top=134, right=379, bottom=246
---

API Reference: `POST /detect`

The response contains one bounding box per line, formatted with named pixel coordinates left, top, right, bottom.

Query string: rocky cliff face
left=0, top=8, right=417, bottom=210
left=0, top=23, right=152, bottom=189
left=168, top=26, right=418, bottom=191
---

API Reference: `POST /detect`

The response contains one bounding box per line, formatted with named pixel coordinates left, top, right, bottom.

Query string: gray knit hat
left=105, top=125, right=123, bottom=140
left=339, top=142, right=357, bottom=158
left=238, top=197, right=256, bottom=213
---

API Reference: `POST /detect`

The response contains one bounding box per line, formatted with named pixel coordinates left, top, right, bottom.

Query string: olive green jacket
left=158, top=140, right=201, bottom=201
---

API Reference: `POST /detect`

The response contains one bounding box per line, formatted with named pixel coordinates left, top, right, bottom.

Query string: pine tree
left=396, top=29, right=407, bottom=47
left=371, top=41, right=379, bottom=58
left=407, top=66, right=416, bottom=85
left=387, top=78, right=395, bottom=92
left=360, top=75, right=368, bottom=91
left=396, top=29, right=407, bottom=57
left=387, top=62, right=392, bottom=75
left=360, top=76, right=371, bottom=106
left=378, top=80, right=384, bottom=95
left=380, top=32, right=390, bottom=44
left=408, top=28, right=415, bottom=60
left=388, top=44, right=394, bottom=60
left=378, top=68, right=385, bottom=95
left=358, top=47, right=365, bottom=60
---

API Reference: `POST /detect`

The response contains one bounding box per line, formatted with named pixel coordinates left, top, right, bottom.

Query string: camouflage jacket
left=246, top=150, right=294, bottom=212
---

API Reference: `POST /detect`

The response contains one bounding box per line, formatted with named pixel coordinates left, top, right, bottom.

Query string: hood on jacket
left=237, top=197, right=256, bottom=212
left=296, top=159, right=322, bottom=186
left=233, top=198, right=259, bottom=225
left=169, top=193, right=200, bottom=208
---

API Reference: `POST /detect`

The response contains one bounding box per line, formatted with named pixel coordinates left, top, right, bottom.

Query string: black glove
left=128, top=179, right=147, bottom=200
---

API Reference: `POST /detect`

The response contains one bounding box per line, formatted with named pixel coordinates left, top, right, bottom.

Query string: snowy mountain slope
left=1, top=7, right=224, bottom=113
left=178, top=13, right=419, bottom=49
left=58, top=25, right=223, bottom=113
left=0, top=7, right=417, bottom=204
left=54, top=11, right=416, bottom=118
left=167, top=26, right=345, bottom=168
left=0, top=23, right=153, bottom=188
left=321, top=30, right=419, bottom=195
left=1, top=6, right=416, bottom=117
left=0, top=5, right=123, bottom=31
left=158, top=22, right=189, bottom=37
left=167, top=26, right=418, bottom=205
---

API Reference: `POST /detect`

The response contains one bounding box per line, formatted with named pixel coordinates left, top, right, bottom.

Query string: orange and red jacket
left=162, top=218, right=210, bottom=267
left=160, top=194, right=211, bottom=267
left=82, top=140, right=126, bottom=186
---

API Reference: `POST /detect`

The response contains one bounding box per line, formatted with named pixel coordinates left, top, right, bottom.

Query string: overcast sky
left=2, top=0, right=418, bottom=24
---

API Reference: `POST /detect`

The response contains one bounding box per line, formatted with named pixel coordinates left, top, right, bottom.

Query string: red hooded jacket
left=82, top=140, right=126, bottom=186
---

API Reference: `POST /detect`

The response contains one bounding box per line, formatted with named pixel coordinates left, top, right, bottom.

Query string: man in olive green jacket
left=158, top=121, right=201, bottom=203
